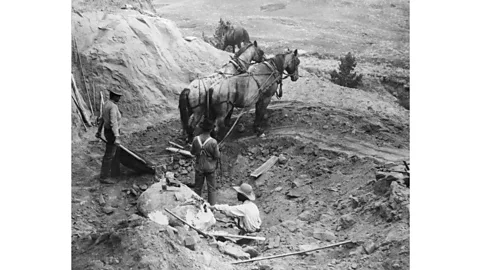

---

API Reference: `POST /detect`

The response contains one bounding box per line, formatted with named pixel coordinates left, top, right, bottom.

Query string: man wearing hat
left=210, top=183, right=262, bottom=234
left=95, top=88, right=123, bottom=184
left=190, top=118, right=220, bottom=205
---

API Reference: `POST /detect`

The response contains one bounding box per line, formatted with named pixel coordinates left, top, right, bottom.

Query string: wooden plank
left=169, top=141, right=185, bottom=149
left=166, top=147, right=194, bottom=158
left=250, top=156, right=279, bottom=177
left=210, top=232, right=266, bottom=241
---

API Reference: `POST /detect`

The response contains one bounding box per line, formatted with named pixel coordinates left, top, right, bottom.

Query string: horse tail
left=243, top=28, right=250, bottom=44
left=179, top=88, right=192, bottom=134
left=207, top=87, right=215, bottom=120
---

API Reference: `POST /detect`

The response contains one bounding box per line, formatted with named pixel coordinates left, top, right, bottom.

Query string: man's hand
left=114, top=137, right=121, bottom=145
left=95, top=132, right=101, bottom=139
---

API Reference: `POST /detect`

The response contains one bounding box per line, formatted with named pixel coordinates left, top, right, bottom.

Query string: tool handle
left=98, top=136, right=148, bottom=164
left=165, top=208, right=212, bottom=239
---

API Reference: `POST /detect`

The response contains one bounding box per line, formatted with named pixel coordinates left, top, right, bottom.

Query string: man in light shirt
left=95, top=89, right=123, bottom=184
left=210, top=183, right=262, bottom=234
left=190, top=118, right=220, bottom=205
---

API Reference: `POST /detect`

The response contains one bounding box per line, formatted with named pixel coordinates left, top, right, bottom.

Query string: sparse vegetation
left=330, top=52, right=363, bottom=88
left=381, top=77, right=410, bottom=110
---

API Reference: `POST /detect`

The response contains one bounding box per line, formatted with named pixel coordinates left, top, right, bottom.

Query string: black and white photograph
left=6, top=0, right=480, bottom=269
left=70, top=0, right=410, bottom=269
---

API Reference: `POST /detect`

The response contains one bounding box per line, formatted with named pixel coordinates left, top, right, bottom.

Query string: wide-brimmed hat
left=200, top=119, right=215, bottom=131
left=109, top=89, right=123, bottom=96
left=233, top=183, right=256, bottom=201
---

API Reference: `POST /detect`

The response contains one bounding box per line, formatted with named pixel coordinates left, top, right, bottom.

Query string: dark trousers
left=194, top=170, right=217, bottom=205
left=100, top=129, right=121, bottom=179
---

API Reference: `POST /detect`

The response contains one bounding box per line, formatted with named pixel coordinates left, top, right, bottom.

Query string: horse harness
left=249, top=60, right=284, bottom=99
left=227, top=43, right=255, bottom=74
left=228, top=56, right=248, bottom=74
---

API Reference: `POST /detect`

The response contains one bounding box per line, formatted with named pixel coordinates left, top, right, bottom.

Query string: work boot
left=99, top=177, right=115, bottom=184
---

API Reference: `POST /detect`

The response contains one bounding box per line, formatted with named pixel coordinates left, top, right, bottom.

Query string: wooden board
left=250, top=156, right=279, bottom=177
left=166, top=147, right=194, bottom=158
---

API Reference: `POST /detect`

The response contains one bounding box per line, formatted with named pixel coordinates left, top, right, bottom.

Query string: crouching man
left=210, top=183, right=262, bottom=234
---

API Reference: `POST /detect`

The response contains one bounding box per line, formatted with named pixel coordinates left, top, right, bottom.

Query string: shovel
left=98, top=136, right=148, bottom=165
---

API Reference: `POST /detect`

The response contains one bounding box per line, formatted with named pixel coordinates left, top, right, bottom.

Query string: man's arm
left=96, top=118, right=104, bottom=138
left=110, top=105, right=120, bottom=137
left=214, top=204, right=247, bottom=218
left=209, top=139, right=220, bottom=160
left=190, top=138, right=198, bottom=155
left=213, top=141, right=220, bottom=160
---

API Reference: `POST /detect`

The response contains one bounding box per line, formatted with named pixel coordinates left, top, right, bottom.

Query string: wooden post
left=72, top=74, right=92, bottom=127
left=74, top=37, right=94, bottom=114
left=92, top=83, right=97, bottom=115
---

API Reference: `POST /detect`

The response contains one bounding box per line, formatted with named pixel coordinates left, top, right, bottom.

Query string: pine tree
left=330, top=52, right=363, bottom=88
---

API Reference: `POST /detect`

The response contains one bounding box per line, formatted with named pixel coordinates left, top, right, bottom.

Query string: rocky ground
left=72, top=101, right=410, bottom=270
left=71, top=0, right=410, bottom=269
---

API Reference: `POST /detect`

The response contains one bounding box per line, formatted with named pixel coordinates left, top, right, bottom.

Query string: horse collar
left=230, top=58, right=246, bottom=73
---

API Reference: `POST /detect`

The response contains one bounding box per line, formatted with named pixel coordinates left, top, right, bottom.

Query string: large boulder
left=137, top=182, right=216, bottom=231
left=72, top=10, right=231, bottom=131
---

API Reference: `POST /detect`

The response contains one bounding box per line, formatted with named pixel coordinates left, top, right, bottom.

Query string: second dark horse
left=222, top=26, right=250, bottom=53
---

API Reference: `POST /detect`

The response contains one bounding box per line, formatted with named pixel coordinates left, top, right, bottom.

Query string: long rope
left=218, top=108, right=247, bottom=147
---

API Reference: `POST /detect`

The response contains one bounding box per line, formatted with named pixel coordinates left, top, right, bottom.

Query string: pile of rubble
left=164, top=156, right=195, bottom=177
left=372, top=162, right=410, bottom=222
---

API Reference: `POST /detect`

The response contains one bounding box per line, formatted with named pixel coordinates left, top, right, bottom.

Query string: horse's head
left=220, top=24, right=233, bottom=38
left=251, top=41, right=265, bottom=63
left=284, top=49, right=300, bottom=81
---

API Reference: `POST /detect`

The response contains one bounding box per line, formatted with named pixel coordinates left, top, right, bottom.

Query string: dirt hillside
left=71, top=9, right=231, bottom=139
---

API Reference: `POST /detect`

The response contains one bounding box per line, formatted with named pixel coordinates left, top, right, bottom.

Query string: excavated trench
left=72, top=100, right=409, bottom=270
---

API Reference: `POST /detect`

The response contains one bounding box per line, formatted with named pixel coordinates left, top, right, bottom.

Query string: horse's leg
left=188, top=109, right=203, bottom=142
left=254, top=95, right=272, bottom=135
left=225, top=107, right=234, bottom=127
left=213, top=103, right=230, bottom=141
left=222, top=40, right=228, bottom=51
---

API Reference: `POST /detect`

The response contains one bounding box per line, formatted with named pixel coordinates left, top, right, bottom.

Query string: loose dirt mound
left=72, top=10, right=231, bottom=135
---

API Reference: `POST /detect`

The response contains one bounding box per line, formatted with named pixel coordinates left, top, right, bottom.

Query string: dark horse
left=221, top=26, right=251, bottom=53
left=178, top=41, right=264, bottom=142
left=209, top=49, right=301, bottom=138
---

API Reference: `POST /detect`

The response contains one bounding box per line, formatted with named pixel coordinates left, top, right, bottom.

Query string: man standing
left=190, top=119, right=220, bottom=205
left=95, top=89, right=123, bottom=184
left=210, top=183, right=261, bottom=234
